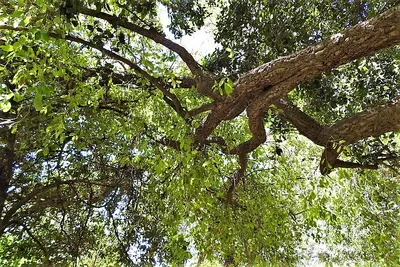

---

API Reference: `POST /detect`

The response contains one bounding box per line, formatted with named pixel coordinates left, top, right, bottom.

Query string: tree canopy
left=0, top=0, right=400, bottom=265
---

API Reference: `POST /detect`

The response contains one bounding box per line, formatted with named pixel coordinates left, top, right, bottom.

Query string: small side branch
left=320, top=146, right=378, bottom=174
left=226, top=154, right=247, bottom=205
left=335, top=160, right=378, bottom=170
left=0, top=178, right=117, bottom=235
left=0, top=25, right=188, bottom=119
left=188, top=102, right=215, bottom=117
left=20, top=223, right=51, bottom=264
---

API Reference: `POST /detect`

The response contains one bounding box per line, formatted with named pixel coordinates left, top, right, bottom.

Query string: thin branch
left=0, top=178, right=117, bottom=234
left=204, top=136, right=228, bottom=149
left=106, top=206, right=135, bottom=265
left=20, top=223, right=51, bottom=264
left=0, top=25, right=189, bottom=119
left=376, top=155, right=400, bottom=162
left=98, top=105, right=129, bottom=116
left=80, top=67, right=140, bottom=86
left=226, top=154, right=247, bottom=205
left=334, top=160, right=378, bottom=170
left=156, top=137, right=181, bottom=151
left=77, top=7, right=205, bottom=78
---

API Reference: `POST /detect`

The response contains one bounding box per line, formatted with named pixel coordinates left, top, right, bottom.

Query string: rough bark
left=195, top=5, right=400, bottom=147
left=276, top=98, right=400, bottom=173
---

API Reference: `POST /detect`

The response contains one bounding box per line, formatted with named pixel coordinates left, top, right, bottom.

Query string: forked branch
left=276, top=99, right=400, bottom=174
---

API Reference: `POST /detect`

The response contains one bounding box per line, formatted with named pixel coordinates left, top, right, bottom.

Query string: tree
left=0, top=0, right=399, bottom=265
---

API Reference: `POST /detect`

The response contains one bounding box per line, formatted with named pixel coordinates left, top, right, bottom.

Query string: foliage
left=0, top=0, right=399, bottom=266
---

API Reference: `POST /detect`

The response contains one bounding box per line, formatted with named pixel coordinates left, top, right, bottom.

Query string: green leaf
left=11, top=123, right=18, bottom=134
left=226, top=47, right=235, bottom=58
left=41, top=33, right=50, bottom=41
left=35, top=31, right=42, bottom=40
left=142, top=59, right=154, bottom=70
left=0, top=44, right=14, bottom=52
left=224, top=81, right=232, bottom=95
left=43, top=146, right=49, bottom=156
left=35, top=31, right=50, bottom=41
left=10, top=10, right=24, bottom=18
left=219, top=77, right=226, bottom=87
left=34, top=93, right=43, bottom=111
left=308, top=192, right=316, bottom=203
left=0, top=101, right=11, bottom=112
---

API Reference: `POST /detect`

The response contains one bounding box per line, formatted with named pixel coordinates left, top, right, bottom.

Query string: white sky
left=158, top=4, right=218, bottom=60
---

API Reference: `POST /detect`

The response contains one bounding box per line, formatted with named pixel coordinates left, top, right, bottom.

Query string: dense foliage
left=0, top=0, right=399, bottom=266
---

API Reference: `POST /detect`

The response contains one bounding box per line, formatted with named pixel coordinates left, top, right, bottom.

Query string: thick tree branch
left=229, top=106, right=266, bottom=155
left=319, top=99, right=400, bottom=145
left=193, top=6, right=400, bottom=144
left=237, top=5, right=400, bottom=107
left=275, top=99, right=326, bottom=146
left=194, top=108, right=227, bottom=144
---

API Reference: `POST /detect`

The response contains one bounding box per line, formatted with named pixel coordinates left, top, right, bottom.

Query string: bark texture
left=192, top=5, right=400, bottom=175
left=276, top=99, right=400, bottom=173
left=195, top=5, right=400, bottom=147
